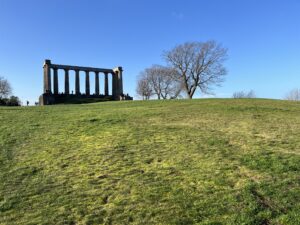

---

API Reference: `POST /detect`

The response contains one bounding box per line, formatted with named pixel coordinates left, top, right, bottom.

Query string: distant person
left=26, top=101, right=29, bottom=106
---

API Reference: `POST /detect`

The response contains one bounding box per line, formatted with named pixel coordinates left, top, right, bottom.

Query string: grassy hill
left=0, top=99, right=299, bottom=225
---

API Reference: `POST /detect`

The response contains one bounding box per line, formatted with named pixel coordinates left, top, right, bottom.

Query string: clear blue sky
left=0, top=0, right=300, bottom=103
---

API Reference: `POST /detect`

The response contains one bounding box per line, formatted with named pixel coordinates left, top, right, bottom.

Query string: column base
left=39, top=93, right=55, bottom=105
left=114, top=94, right=133, bottom=101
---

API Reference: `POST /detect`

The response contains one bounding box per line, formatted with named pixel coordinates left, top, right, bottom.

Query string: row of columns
left=52, top=69, right=110, bottom=95
left=43, top=60, right=123, bottom=98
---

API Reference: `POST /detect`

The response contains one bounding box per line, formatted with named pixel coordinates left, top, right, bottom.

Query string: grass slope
left=0, top=99, right=300, bottom=225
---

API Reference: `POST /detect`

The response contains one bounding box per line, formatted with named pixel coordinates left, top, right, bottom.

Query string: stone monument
left=39, top=60, right=132, bottom=105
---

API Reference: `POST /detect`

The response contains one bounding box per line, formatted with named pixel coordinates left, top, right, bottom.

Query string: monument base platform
left=39, top=94, right=133, bottom=105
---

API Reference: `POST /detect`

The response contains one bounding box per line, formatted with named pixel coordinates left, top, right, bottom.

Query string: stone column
left=85, top=71, right=90, bottom=96
left=75, top=70, right=80, bottom=95
left=117, top=67, right=123, bottom=95
left=112, top=72, right=118, bottom=98
left=43, top=60, right=51, bottom=93
left=95, top=71, right=99, bottom=95
left=113, top=67, right=122, bottom=99
left=104, top=72, right=109, bottom=96
left=53, top=68, right=58, bottom=94
left=64, top=69, right=70, bottom=94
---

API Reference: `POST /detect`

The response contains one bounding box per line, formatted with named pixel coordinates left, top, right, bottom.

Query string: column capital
left=113, top=66, right=123, bottom=72
left=44, top=59, right=51, bottom=66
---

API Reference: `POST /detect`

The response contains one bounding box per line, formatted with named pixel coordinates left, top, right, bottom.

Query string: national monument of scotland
left=39, top=59, right=132, bottom=105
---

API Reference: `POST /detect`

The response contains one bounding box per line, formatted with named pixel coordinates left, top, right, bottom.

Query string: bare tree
left=232, top=91, right=245, bottom=98
left=233, top=90, right=256, bottom=98
left=247, top=90, right=256, bottom=98
left=0, top=76, right=12, bottom=99
left=136, top=74, right=153, bottom=100
left=285, top=88, right=300, bottom=101
left=143, top=65, right=182, bottom=100
left=164, top=41, right=228, bottom=99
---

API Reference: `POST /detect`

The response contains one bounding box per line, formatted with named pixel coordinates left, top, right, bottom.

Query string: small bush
left=285, top=88, right=300, bottom=101
left=0, top=96, right=21, bottom=106
left=233, top=90, right=256, bottom=98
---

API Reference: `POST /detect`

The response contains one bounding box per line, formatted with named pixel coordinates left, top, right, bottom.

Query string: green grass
left=0, top=99, right=300, bottom=224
